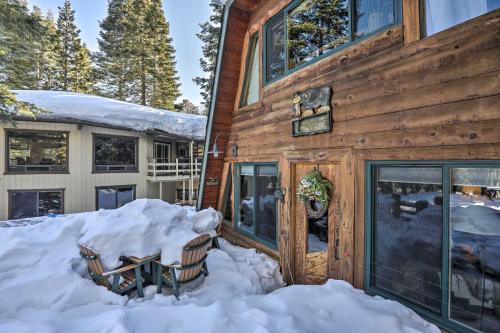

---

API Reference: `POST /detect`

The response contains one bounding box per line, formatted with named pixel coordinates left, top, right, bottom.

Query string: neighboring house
left=198, top=1, right=500, bottom=333
left=1, top=90, right=206, bottom=220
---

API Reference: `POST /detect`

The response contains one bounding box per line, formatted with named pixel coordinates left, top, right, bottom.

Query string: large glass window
left=450, top=168, right=500, bottom=332
left=373, top=166, right=443, bottom=313
left=265, top=0, right=399, bottom=83
left=424, top=0, right=500, bottom=37
left=240, top=33, right=260, bottom=106
left=354, top=0, right=396, bottom=38
left=7, top=130, right=68, bottom=173
left=265, top=13, right=286, bottom=82
left=288, top=0, right=349, bottom=70
left=94, top=135, right=138, bottom=172
left=96, top=186, right=135, bottom=210
left=236, top=164, right=278, bottom=247
left=367, top=162, right=500, bottom=333
left=9, top=190, right=63, bottom=220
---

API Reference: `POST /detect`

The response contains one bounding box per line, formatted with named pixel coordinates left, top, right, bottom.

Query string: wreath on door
left=297, top=169, right=333, bottom=219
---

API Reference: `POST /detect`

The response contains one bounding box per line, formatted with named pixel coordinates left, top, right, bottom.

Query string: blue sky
left=26, top=0, right=212, bottom=106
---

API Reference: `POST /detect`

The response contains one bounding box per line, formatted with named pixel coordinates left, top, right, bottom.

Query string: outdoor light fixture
left=209, top=132, right=236, bottom=158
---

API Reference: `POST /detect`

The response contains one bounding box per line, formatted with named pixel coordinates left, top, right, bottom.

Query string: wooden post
left=403, top=0, right=421, bottom=44
left=176, top=159, right=179, bottom=178
left=182, top=181, right=186, bottom=203
left=153, top=159, right=156, bottom=179
left=159, top=182, right=163, bottom=201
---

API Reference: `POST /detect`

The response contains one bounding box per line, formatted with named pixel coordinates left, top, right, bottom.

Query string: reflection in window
left=450, top=168, right=500, bottom=332
left=8, top=131, right=67, bottom=173
left=256, top=165, right=278, bottom=243
left=424, top=0, right=500, bottom=36
left=265, top=13, right=285, bottom=81
left=10, top=190, right=63, bottom=220
left=237, top=164, right=278, bottom=246
left=288, top=0, right=348, bottom=69
left=354, top=0, right=395, bottom=38
left=94, top=135, right=137, bottom=172
left=222, top=167, right=233, bottom=223
left=307, top=201, right=328, bottom=253
left=238, top=165, right=254, bottom=232
left=240, top=33, right=260, bottom=106
left=97, top=186, right=135, bottom=210
left=373, top=166, right=443, bottom=313
left=265, top=0, right=399, bottom=83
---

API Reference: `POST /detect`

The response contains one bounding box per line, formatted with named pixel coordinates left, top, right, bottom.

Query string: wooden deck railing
left=147, top=158, right=201, bottom=180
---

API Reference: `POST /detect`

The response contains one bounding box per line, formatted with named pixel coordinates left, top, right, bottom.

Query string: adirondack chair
left=79, top=244, right=144, bottom=296
left=155, top=234, right=211, bottom=299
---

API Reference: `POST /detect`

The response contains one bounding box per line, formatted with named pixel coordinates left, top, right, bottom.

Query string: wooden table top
left=124, top=253, right=161, bottom=264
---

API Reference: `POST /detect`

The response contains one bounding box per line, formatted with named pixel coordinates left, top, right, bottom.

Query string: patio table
left=121, top=253, right=161, bottom=297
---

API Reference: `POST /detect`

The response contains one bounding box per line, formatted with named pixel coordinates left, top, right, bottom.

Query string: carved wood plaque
left=291, top=86, right=332, bottom=137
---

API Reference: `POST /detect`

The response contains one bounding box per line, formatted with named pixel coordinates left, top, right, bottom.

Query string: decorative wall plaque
left=291, top=86, right=332, bottom=137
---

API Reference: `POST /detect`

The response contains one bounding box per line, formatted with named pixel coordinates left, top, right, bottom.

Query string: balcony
left=147, top=157, right=202, bottom=182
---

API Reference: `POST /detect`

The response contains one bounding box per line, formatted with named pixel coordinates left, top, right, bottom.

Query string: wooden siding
left=201, top=1, right=500, bottom=288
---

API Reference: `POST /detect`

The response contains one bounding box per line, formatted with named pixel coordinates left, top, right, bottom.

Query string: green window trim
left=263, top=0, right=402, bottom=85
left=364, top=160, right=500, bottom=333
left=234, top=162, right=279, bottom=250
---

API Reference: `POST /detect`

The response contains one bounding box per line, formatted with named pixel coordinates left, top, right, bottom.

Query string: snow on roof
left=12, top=90, right=207, bottom=141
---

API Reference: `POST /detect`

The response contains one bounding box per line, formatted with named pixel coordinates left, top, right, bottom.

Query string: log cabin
left=197, top=1, right=500, bottom=332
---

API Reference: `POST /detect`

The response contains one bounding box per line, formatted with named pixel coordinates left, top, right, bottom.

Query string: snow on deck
left=12, top=90, right=207, bottom=141
left=0, top=199, right=438, bottom=333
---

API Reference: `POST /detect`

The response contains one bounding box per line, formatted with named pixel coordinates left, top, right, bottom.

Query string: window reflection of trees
left=288, top=0, right=348, bottom=69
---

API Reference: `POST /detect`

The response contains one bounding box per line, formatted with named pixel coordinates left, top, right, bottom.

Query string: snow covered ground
left=0, top=199, right=439, bottom=333
left=12, top=90, right=207, bottom=141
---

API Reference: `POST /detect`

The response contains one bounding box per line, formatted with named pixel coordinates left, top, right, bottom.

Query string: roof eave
left=196, top=0, right=234, bottom=210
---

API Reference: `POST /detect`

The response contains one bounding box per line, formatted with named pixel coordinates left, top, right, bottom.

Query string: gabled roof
left=12, top=90, right=207, bottom=141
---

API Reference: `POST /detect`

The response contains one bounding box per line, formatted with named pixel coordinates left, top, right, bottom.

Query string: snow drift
left=0, top=199, right=438, bottom=333
left=12, top=90, right=207, bottom=141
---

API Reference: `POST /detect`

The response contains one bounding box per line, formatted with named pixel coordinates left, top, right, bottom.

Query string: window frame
left=364, top=160, right=500, bottom=333
left=5, top=129, right=70, bottom=175
left=95, top=185, right=136, bottom=210
left=234, top=162, right=279, bottom=249
left=92, top=133, right=139, bottom=174
left=263, top=0, right=402, bottom=85
left=239, top=32, right=261, bottom=107
left=8, top=189, right=65, bottom=220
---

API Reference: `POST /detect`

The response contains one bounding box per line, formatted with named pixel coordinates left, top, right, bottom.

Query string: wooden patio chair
left=154, top=234, right=211, bottom=299
left=210, top=221, right=222, bottom=250
left=79, top=244, right=144, bottom=296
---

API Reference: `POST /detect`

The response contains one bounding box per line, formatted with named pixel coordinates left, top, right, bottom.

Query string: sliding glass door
left=366, top=161, right=500, bottom=333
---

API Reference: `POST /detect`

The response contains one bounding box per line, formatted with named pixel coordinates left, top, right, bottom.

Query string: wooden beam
left=403, top=0, right=421, bottom=44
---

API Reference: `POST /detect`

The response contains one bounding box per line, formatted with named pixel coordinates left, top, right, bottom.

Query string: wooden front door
left=293, top=163, right=339, bottom=284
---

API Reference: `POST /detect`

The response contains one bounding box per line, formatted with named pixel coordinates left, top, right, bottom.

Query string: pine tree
left=72, top=41, right=94, bottom=93
left=95, top=0, right=129, bottom=100
left=124, top=0, right=148, bottom=104
left=144, top=0, right=180, bottom=109
left=32, top=9, right=59, bottom=89
left=125, top=0, right=179, bottom=109
left=193, top=1, right=223, bottom=112
left=175, top=98, right=199, bottom=114
left=0, top=0, right=43, bottom=88
left=55, top=0, right=80, bottom=90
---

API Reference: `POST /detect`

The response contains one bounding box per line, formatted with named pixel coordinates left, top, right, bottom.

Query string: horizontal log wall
left=201, top=0, right=500, bottom=287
